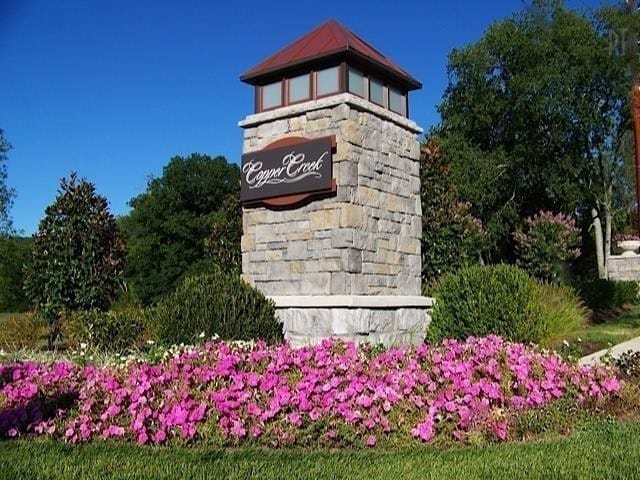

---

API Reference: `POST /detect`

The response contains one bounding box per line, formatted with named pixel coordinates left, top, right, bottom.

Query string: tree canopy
left=120, top=154, right=240, bottom=305
left=0, top=129, right=15, bottom=236
left=437, top=0, right=633, bottom=264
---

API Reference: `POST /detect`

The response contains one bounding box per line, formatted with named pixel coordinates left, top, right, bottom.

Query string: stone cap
left=268, top=295, right=434, bottom=309
left=239, top=92, right=423, bottom=134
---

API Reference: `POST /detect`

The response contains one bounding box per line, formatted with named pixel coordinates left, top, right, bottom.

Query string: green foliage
left=23, top=173, right=126, bottom=345
left=428, top=265, right=544, bottom=343
left=536, top=283, right=589, bottom=346
left=420, top=138, right=485, bottom=285
left=0, top=128, right=15, bottom=236
left=437, top=2, right=631, bottom=261
left=514, top=211, right=581, bottom=282
left=206, top=189, right=242, bottom=273
left=63, top=307, right=149, bottom=353
left=0, top=312, right=47, bottom=350
left=429, top=265, right=546, bottom=343
left=120, top=154, right=240, bottom=306
left=430, top=264, right=589, bottom=345
left=151, top=270, right=281, bottom=345
left=0, top=237, right=33, bottom=312
left=576, top=280, right=639, bottom=311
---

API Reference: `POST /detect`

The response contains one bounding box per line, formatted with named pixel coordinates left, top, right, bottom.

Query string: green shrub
left=576, top=280, right=639, bottom=311
left=429, top=265, right=546, bottom=343
left=63, top=307, right=149, bottom=353
left=0, top=312, right=48, bottom=350
left=151, top=270, right=281, bottom=345
left=536, top=283, right=589, bottom=346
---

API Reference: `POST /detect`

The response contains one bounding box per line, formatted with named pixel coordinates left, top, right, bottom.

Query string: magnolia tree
left=24, top=173, right=126, bottom=346
left=514, top=211, right=581, bottom=282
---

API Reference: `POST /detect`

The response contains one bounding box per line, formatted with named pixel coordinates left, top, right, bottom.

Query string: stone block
left=318, top=258, right=343, bottom=272
left=264, top=250, right=283, bottom=262
left=340, top=204, right=366, bottom=228
left=331, top=229, right=354, bottom=248
left=357, top=185, right=381, bottom=208
left=286, top=241, right=309, bottom=260
left=255, top=224, right=278, bottom=243
left=310, top=209, right=340, bottom=230
left=241, top=234, right=255, bottom=252
left=397, top=238, right=420, bottom=255
left=330, top=272, right=349, bottom=294
left=343, top=248, right=362, bottom=273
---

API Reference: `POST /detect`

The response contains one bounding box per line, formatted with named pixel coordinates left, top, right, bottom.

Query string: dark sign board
left=241, top=136, right=334, bottom=205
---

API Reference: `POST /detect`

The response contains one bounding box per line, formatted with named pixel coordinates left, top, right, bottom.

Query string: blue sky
left=0, top=0, right=609, bottom=234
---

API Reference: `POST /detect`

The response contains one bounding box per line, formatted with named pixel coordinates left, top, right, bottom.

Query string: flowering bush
left=0, top=336, right=621, bottom=448
left=514, top=211, right=581, bottom=282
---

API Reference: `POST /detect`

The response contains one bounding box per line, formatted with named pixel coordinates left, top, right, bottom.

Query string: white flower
left=199, top=331, right=206, bottom=339
left=80, top=343, right=88, bottom=350
left=146, top=340, right=155, bottom=345
left=563, top=340, right=570, bottom=347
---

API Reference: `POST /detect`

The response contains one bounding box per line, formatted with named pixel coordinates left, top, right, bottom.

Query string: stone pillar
left=240, top=93, right=432, bottom=347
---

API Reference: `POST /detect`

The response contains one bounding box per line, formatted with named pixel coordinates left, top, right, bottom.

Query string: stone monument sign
left=239, top=20, right=432, bottom=346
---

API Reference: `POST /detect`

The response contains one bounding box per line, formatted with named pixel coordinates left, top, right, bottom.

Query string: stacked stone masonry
left=241, top=97, right=422, bottom=297
left=608, top=255, right=640, bottom=281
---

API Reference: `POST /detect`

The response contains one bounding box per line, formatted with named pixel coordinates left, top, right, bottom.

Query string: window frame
left=259, top=80, right=284, bottom=112
left=287, top=72, right=312, bottom=105
left=388, top=86, right=406, bottom=116
left=347, top=66, right=365, bottom=99
left=368, top=77, right=385, bottom=107
left=315, top=65, right=342, bottom=99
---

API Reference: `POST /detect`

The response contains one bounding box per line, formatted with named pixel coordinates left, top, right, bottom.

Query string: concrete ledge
left=238, top=93, right=423, bottom=134
left=268, top=295, right=434, bottom=309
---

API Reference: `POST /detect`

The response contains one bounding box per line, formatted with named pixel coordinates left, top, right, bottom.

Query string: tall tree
left=0, top=129, right=15, bottom=236
left=120, top=154, right=240, bottom=305
left=24, top=173, right=126, bottom=345
left=437, top=0, right=632, bottom=275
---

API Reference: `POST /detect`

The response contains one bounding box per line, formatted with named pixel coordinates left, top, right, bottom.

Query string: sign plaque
left=241, top=136, right=335, bottom=206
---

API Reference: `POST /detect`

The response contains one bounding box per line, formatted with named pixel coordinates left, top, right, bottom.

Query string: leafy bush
left=0, top=313, right=47, bottom=350
left=206, top=189, right=242, bottom=273
left=62, top=307, right=150, bottom=353
left=420, top=138, right=485, bottom=284
left=577, top=280, right=639, bottom=312
left=536, top=283, right=589, bottom=346
left=0, top=236, right=33, bottom=312
left=151, top=270, right=280, bottom=345
left=429, top=265, right=546, bottom=343
left=514, top=211, right=581, bottom=282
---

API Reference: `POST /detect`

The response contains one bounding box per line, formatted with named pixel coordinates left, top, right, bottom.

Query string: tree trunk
left=592, top=207, right=608, bottom=280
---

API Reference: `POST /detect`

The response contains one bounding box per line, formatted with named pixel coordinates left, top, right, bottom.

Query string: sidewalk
left=579, top=336, right=640, bottom=366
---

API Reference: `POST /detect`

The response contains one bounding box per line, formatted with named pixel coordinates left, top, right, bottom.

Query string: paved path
left=579, top=336, right=640, bottom=366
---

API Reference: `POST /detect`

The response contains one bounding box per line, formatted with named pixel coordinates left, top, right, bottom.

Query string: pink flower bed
left=0, top=336, right=622, bottom=447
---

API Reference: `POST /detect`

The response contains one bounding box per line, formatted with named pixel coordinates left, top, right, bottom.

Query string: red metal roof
left=241, top=20, right=421, bottom=90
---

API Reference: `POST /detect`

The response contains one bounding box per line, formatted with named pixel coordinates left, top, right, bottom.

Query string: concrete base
left=269, top=295, right=433, bottom=348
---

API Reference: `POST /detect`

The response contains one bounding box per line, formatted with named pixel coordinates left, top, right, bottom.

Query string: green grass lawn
left=0, top=421, right=639, bottom=480
left=565, top=307, right=640, bottom=355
